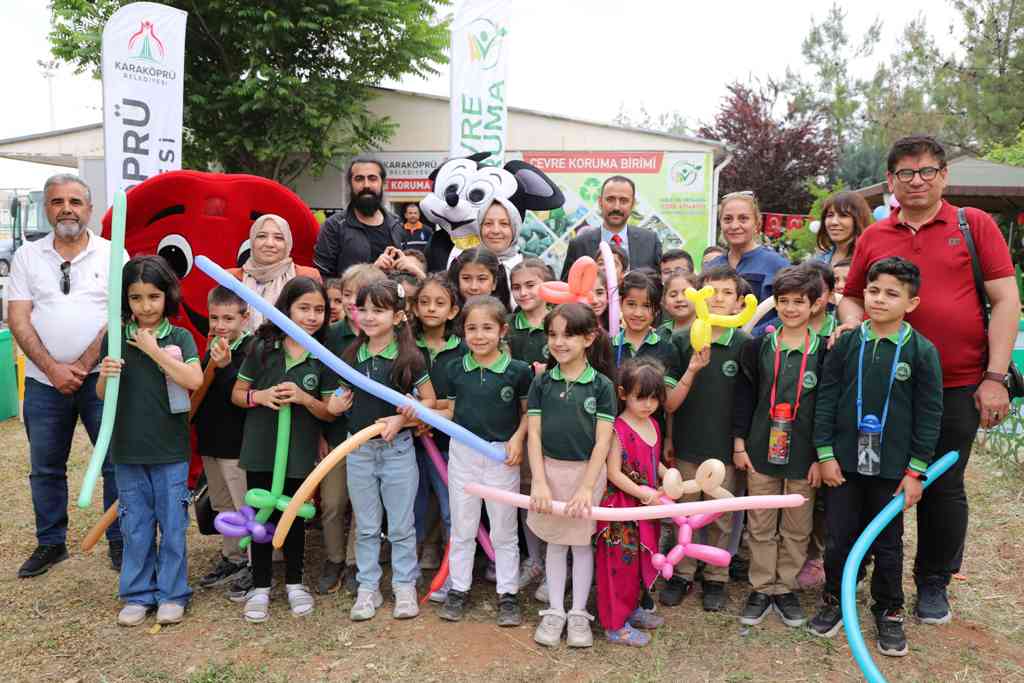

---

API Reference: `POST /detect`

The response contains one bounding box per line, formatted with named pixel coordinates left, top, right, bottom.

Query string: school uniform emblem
left=722, top=360, right=738, bottom=377
left=583, top=397, right=597, bottom=414
left=500, top=386, right=514, bottom=402
left=802, top=371, right=818, bottom=389
left=302, top=373, right=318, bottom=391
left=541, top=344, right=550, bottom=359
left=895, top=362, right=912, bottom=381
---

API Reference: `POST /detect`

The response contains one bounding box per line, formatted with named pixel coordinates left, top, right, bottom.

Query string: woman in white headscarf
left=228, top=213, right=321, bottom=329
left=446, top=196, right=524, bottom=280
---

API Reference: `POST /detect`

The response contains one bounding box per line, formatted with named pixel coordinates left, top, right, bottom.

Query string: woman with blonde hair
left=705, top=191, right=789, bottom=302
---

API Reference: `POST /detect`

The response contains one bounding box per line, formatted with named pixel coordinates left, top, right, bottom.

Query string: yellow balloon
left=684, top=287, right=759, bottom=351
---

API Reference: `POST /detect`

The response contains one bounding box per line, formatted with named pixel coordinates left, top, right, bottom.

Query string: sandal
left=287, top=584, right=315, bottom=617
left=605, top=623, right=651, bottom=647
left=243, top=588, right=270, bottom=623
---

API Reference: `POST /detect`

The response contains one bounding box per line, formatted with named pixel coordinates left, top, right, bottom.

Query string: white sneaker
left=350, top=588, right=384, bottom=621
left=534, top=579, right=549, bottom=603
left=518, top=559, right=544, bottom=590
left=117, top=603, right=150, bottom=627
left=533, top=608, right=566, bottom=647
left=156, top=602, right=185, bottom=625
left=393, top=583, right=419, bottom=619
left=429, top=576, right=452, bottom=604
left=566, top=609, right=594, bottom=647
left=286, top=583, right=315, bottom=617
left=243, top=588, right=271, bottom=624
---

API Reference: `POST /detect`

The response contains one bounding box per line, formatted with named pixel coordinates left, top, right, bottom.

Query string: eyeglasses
left=892, top=166, right=944, bottom=183
left=60, top=261, right=71, bottom=295
left=722, top=190, right=756, bottom=199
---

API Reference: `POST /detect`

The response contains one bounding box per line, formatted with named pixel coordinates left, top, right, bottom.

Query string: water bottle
left=767, top=403, right=793, bottom=465
left=163, top=345, right=191, bottom=414
left=857, top=414, right=883, bottom=476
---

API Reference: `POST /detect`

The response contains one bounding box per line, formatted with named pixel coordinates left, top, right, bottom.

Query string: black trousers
left=914, top=387, right=980, bottom=587
left=247, top=471, right=305, bottom=588
left=823, top=472, right=904, bottom=613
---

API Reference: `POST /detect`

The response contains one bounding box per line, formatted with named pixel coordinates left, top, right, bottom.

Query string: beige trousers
left=746, top=470, right=815, bottom=595
left=674, top=461, right=738, bottom=583
left=320, top=460, right=357, bottom=565
left=202, top=456, right=249, bottom=563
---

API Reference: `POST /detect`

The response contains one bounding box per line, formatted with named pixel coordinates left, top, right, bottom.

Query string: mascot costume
left=419, top=152, right=564, bottom=272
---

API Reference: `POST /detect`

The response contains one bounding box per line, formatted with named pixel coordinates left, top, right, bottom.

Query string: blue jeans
left=116, top=461, right=192, bottom=607
left=415, top=439, right=451, bottom=543
left=24, top=375, right=121, bottom=545
left=347, top=431, right=420, bottom=591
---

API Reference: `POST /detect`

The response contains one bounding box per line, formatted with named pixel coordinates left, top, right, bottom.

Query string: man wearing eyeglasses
left=7, top=174, right=129, bottom=578
left=838, top=135, right=1019, bottom=626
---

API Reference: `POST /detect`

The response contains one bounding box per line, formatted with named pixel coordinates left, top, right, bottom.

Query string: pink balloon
left=464, top=483, right=805, bottom=520
left=678, top=524, right=693, bottom=546
left=421, top=435, right=496, bottom=562
left=685, top=544, right=732, bottom=567
left=666, top=545, right=686, bottom=565
left=671, top=515, right=688, bottom=527
left=651, top=553, right=667, bottom=569
left=661, top=563, right=674, bottom=580
left=688, top=512, right=723, bottom=529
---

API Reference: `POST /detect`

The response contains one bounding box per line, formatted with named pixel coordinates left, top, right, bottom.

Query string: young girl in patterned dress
left=595, top=358, right=668, bottom=646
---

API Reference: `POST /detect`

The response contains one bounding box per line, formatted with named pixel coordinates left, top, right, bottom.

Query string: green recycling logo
left=802, top=371, right=818, bottom=389
left=579, top=177, right=602, bottom=203
left=467, top=18, right=508, bottom=70
left=583, top=397, right=598, bottom=415
left=895, top=362, right=912, bottom=381
left=500, top=386, right=515, bottom=402
left=302, top=374, right=318, bottom=391
left=671, top=161, right=701, bottom=186
left=722, top=360, right=738, bottom=377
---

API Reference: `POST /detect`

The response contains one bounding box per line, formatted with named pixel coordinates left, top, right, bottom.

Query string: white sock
left=545, top=543, right=569, bottom=613
left=570, top=544, right=593, bottom=613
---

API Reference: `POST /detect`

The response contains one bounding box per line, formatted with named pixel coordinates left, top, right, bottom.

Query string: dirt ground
left=1, top=418, right=1021, bottom=683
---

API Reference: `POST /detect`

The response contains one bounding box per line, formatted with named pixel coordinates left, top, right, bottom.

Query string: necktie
left=611, top=233, right=622, bottom=248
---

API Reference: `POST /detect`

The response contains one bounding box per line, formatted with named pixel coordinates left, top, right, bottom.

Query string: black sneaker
left=658, top=577, right=693, bottom=607
left=729, top=554, right=750, bottom=582
left=739, top=591, right=772, bottom=625
left=773, top=592, right=806, bottom=627
left=702, top=581, right=727, bottom=612
left=914, top=583, right=951, bottom=625
left=439, top=589, right=468, bottom=622
left=875, top=610, right=909, bottom=657
left=199, top=555, right=248, bottom=588
left=18, top=544, right=69, bottom=578
left=317, top=560, right=344, bottom=594
left=808, top=597, right=843, bottom=637
left=225, top=567, right=254, bottom=602
left=108, top=539, right=124, bottom=572
left=497, top=593, right=522, bottom=627
left=344, top=565, right=359, bottom=595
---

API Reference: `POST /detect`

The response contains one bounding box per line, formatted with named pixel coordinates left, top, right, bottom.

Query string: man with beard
left=560, top=175, right=663, bottom=281
left=8, top=174, right=127, bottom=577
left=314, top=156, right=406, bottom=278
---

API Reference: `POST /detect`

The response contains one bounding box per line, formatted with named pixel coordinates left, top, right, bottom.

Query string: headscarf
left=241, top=213, right=296, bottom=329
left=477, top=196, right=522, bottom=261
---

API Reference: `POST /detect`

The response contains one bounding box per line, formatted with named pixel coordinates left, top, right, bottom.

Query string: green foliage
left=986, top=127, right=1024, bottom=166
left=612, top=105, right=690, bottom=137
left=49, top=0, right=450, bottom=183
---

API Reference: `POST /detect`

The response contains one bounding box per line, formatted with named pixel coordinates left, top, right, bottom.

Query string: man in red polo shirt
left=838, top=135, right=1019, bottom=626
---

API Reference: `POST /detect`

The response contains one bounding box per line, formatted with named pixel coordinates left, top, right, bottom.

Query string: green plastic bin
left=0, top=328, right=17, bottom=420
left=1014, top=319, right=1024, bottom=372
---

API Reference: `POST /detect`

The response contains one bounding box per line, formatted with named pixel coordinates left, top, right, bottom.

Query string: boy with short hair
left=660, top=248, right=694, bottom=279
left=701, top=245, right=725, bottom=269
left=732, top=266, right=825, bottom=628
left=661, top=265, right=750, bottom=611
left=831, top=258, right=851, bottom=304
left=803, top=261, right=838, bottom=341
left=194, top=286, right=254, bottom=588
left=809, top=257, right=942, bottom=657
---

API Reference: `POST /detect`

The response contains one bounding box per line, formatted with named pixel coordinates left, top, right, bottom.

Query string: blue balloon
left=872, top=205, right=889, bottom=221
left=841, top=451, right=959, bottom=683
left=195, top=256, right=508, bottom=463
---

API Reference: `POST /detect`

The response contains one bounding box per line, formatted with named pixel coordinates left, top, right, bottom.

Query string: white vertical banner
left=449, top=0, right=510, bottom=166
left=102, top=2, right=187, bottom=206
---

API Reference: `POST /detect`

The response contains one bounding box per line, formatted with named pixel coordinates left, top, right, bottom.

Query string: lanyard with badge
left=767, top=330, right=810, bottom=465
left=855, top=322, right=905, bottom=476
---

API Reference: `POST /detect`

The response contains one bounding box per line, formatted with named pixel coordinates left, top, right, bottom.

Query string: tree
left=698, top=81, right=838, bottom=214
left=49, top=1, right=449, bottom=183
left=611, top=105, right=690, bottom=137
left=986, top=126, right=1024, bottom=166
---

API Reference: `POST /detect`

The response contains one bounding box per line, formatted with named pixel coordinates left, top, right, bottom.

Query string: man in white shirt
left=8, top=174, right=126, bottom=578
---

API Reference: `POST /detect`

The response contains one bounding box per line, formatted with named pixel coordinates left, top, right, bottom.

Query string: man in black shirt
left=314, top=156, right=406, bottom=278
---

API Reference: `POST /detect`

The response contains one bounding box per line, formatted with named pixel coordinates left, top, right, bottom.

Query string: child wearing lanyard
left=810, top=257, right=942, bottom=657
left=732, top=266, right=827, bottom=629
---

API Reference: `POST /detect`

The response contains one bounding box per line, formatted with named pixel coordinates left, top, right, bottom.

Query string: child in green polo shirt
left=448, top=246, right=511, bottom=311
left=232, top=277, right=337, bottom=624
left=436, top=296, right=532, bottom=626
left=194, top=286, right=254, bottom=590
left=527, top=303, right=617, bottom=649
left=809, top=257, right=942, bottom=657
left=328, top=279, right=438, bottom=623
left=507, top=258, right=556, bottom=595
left=732, top=266, right=825, bottom=629
left=613, top=271, right=676, bottom=373
left=412, top=274, right=461, bottom=587
left=659, top=269, right=698, bottom=337
left=316, top=264, right=385, bottom=596
left=97, top=255, right=204, bottom=628
left=325, top=278, right=344, bottom=324
left=661, top=265, right=751, bottom=611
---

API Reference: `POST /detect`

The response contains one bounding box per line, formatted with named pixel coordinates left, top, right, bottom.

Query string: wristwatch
left=982, top=371, right=1008, bottom=385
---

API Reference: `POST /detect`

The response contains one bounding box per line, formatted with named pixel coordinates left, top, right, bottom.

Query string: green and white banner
left=449, top=0, right=510, bottom=166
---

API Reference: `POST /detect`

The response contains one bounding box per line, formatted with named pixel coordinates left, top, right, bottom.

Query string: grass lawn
left=0, top=418, right=1021, bottom=682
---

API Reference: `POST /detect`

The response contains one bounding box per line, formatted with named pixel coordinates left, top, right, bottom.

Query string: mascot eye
left=466, top=180, right=496, bottom=206
left=157, top=234, right=194, bottom=278
left=237, top=239, right=251, bottom=267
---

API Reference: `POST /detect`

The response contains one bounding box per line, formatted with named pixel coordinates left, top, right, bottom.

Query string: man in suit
left=560, top=175, right=662, bottom=280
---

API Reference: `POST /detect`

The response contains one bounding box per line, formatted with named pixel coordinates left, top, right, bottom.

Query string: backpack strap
left=958, top=207, right=991, bottom=330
